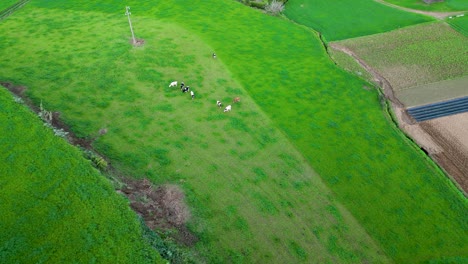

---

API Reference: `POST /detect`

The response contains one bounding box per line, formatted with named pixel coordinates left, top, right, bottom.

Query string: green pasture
left=384, top=0, right=468, bottom=11
left=283, top=0, right=433, bottom=41
left=447, top=14, right=468, bottom=36
left=335, top=21, right=468, bottom=93
left=0, top=89, right=163, bottom=263
left=0, top=0, right=19, bottom=12
left=1, top=0, right=467, bottom=263
left=0, top=6, right=389, bottom=263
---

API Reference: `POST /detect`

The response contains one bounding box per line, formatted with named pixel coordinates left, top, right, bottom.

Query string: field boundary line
left=373, top=0, right=466, bottom=19
left=0, top=0, right=30, bottom=21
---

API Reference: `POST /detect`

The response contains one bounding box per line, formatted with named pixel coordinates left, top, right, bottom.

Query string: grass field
left=447, top=14, right=468, bottom=36
left=0, top=88, right=163, bottom=263
left=1, top=0, right=467, bottom=263
left=0, top=0, right=19, bottom=11
left=384, top=0, right=468, bottom=11
left=335, top=22, right=468, bottom=92
left=283, top=0, right=433, bottom=41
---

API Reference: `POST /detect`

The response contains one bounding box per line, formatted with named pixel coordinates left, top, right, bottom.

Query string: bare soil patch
left=420, top=113, right=468, bottom=191
left=121, top=179, right=198, bottom=246
left=131, top=38, right=145, bottom=47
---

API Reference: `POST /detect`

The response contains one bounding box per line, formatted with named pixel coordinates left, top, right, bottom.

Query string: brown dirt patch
left=131, top=38, right=145, bottom=47
left=420, top=113, right=468, bottom=192
left=121, top=179, right=198, bottom=246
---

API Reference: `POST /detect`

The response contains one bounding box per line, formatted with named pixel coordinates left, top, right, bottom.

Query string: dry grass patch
left=334, top=22, right=468, bottom=91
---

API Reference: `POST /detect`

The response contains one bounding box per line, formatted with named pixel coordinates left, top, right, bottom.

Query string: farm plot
left=397, top=76, right=468, bottom=107
left=283, top=0, right=433, bottom=41
left=0, top=88, right=163, bottom=263
left=420, top=112, right=468, bottom=191
left=1, top=0, right=468, bottom=263
left=334, top=22, right=468, bottom=95
left=383, top=0, right=468, bottom=11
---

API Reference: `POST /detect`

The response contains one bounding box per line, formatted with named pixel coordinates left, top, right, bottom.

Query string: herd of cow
left=168, top=80, right=240, bottom=112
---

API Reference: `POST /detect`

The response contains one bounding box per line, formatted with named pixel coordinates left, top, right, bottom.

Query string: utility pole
left=125, top=6, right=136, bottom=45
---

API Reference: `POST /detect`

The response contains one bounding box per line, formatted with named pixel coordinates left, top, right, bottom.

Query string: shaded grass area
left=0, top=88, right=163, bottom=263
left=1, top=0, right=467, bottom=263
left=283, top=0, right=433, bottom=41
left=384, top=0, right=468, bottom=11
left=0, top=5, right=390, bottom=264
left=335, top=22, right=468, bottom=91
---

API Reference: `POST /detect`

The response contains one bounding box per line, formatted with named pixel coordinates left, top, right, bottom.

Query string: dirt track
left=329, top=44, right=468, bottom=194
left=374, top=0, right=465, bottom=19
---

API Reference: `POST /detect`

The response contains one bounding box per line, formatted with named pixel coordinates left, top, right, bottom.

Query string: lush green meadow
left=283, top=0, right=433, bottom=41
left=1, top=0, right=467, bottom=263
left=335, top=22, right=468, bottom=92
left=0, top=5, right=390, bottom=263
left=0, top=88, right=163, bottom=263
left=385, top=0, right=468, bottom=11
left=0, top=0, right=19, bottom=11
left=448, top=14, right=468, bottom=36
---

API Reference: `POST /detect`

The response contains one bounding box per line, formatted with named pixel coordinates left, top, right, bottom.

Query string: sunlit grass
left=1, top=0, right=467, bottom=263
left=283, top=0, right=433, bottom=41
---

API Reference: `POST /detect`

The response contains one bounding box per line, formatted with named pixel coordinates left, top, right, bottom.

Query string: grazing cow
left=182, top=86, right=189, bottom=93
left=216, top=100, right=222, bottom=108
left=224, top=105, right=232, bottom=112
left=169, top=81, right=177, bottom=87
left=212, top=53, right=217, bottom=59
left=180, top=82, right=185, bottom=89
left=233, top=97, right=240, bottom=103
left=191, top=90, right=195, bottom=99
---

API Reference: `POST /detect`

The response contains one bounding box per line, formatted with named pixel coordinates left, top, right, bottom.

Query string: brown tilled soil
left=420, top=113, right=468, bottom=192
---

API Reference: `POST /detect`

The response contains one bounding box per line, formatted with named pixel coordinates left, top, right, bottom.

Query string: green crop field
left=384, top=0, right=468, bottom=11
left=0, top=89, right=163, bottom=263
left=283, top=0, right=433, bottom=41
left=335, top=22, right=468, bottom=93
left=1, top=0, right=467, bottom=263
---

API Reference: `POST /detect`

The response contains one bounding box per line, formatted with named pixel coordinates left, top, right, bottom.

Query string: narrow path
left=374, top=0, right=465, bottom=19
left=328, top=43, right=404, bottom=109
